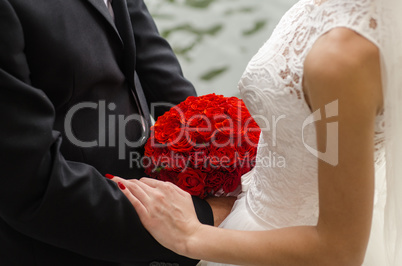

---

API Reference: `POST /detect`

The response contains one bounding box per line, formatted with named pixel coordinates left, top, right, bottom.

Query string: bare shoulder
left=303, top=27, right=383, bottom=113
left=304, top=27, right=380, bottom=78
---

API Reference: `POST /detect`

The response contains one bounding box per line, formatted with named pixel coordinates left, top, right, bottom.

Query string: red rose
left=169, top=135, right=194, bottom=152
left=187, top=115, right=212, bottom=142
left=158, top=170, right=179, bottom=183
left=204, top=171, right=226, bottom=193
left=243, top=119, right=260, bottom=146
left=222, top=170, right=242, bottom=193
left=209, top=145, right=236, bottom=168
left=189, top=148, right=208, bottom=169
left=176, top=169, right=207, bottom=198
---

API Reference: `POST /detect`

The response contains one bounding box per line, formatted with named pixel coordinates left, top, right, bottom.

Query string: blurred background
left=146, top=0, right=298, bottom=97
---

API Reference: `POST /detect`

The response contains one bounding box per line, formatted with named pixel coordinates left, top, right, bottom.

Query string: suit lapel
left=85, top=0, right=123, bottom=44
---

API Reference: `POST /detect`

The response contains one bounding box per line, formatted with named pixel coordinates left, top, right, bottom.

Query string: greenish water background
left=146, top=0, right=298, bottom=97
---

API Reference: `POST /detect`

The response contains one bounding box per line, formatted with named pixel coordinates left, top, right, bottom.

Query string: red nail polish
left=105, top=174, right=114, bottom=179
left=118, top=182, right=126, bottom=190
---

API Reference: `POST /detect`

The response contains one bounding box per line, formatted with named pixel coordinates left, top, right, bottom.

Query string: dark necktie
left=110, top=0, right=135, bottom=81
left=110, top=0, right=147, bottom=135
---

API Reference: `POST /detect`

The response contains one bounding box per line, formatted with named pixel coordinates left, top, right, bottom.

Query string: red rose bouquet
left=144, top=93, right=260, bottom=199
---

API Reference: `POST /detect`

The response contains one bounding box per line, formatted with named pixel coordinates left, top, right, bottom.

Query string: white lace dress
left=203, top=0, right=387, bottom=265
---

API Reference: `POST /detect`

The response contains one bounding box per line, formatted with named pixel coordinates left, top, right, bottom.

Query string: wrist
left=185, top=224, right=210, bottom=259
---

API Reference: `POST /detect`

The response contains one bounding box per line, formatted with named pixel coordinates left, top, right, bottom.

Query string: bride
left=111, top=0, right=401, bottom=265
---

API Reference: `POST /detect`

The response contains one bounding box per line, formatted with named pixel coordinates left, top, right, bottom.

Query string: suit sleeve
left=0, top=1, right=209, bottom=264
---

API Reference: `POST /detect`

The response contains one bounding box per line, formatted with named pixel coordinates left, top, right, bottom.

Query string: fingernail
left=118, top=182, right=126, bottom=190
left=105, top=174, right=114, bottom=179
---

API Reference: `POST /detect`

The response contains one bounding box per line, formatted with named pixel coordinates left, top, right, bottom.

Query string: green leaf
left=185, top=0, right=216, bottom=9
left=243, top=20, right=267, bottom=36
left=200, top=66, right=229, bottom=81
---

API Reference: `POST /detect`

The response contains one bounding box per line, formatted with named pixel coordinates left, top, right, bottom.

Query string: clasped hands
left=105, top=175, right=236, bottom=255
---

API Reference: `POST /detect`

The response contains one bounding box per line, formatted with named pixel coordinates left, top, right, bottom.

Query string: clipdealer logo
left=63, top=100, right=339, bottom=167
left=64, top=101, right=149, bottom=160
left=302, top=100, right=339, bottom=166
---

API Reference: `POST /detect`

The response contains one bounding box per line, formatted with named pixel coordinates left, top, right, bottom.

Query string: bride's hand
left=110, top=176, right=202, bottom=256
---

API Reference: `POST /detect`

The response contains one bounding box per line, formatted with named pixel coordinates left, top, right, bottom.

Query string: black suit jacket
left=0, top=0, right=213, bottom=265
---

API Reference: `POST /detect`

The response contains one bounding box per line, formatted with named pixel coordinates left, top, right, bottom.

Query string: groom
left=0, top=0, right=222, bottom=265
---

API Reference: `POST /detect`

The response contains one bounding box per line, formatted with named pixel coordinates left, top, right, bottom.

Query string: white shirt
left=103, top=0, right=114, bottom=19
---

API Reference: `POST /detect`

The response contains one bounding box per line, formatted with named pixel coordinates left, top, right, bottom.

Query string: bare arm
left=116, top=28, right=383, bottom=266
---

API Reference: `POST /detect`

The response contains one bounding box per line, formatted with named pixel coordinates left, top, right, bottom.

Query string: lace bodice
left=239, top=0, right=385, bottom=228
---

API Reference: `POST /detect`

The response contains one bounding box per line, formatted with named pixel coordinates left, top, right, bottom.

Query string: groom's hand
left=205, top=196, right=237, bottom=226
